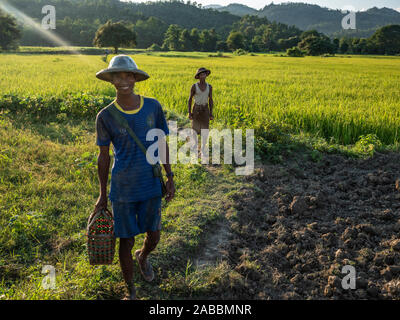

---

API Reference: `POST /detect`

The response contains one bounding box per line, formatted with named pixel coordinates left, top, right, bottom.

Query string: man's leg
left=135, top=197, right=162, bottom=281
left=137, top=230, right=160, bottom=270
left=119, top=237, right=136, bottom=293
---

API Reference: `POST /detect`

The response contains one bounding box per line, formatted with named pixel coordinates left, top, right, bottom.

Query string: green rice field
left=1, top=51, right=399, bottom=145
left=1, top=49, right=400, bottom=299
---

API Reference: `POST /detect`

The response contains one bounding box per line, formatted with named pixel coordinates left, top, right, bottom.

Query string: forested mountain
left=2, top=0, right=399, bottom=55
left=7, top=0, right=240, bottom=31
left=209, top=2, right=400, bottom=37
left=206, top=3, right=258, bottom=17
left=6, top=0, right=145, bottom=24
left=6, top=0, right=240, bottom=46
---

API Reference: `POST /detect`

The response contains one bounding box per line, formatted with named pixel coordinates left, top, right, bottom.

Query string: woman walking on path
left=188, top=67, right=214, bottom=158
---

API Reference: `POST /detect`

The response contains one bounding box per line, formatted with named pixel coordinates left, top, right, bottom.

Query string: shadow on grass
left=102, top=164, right=239, bottom=300
left=3, top=111, right=94, bottom=145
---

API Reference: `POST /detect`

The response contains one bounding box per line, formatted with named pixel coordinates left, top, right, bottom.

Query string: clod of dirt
left=367, top=285, right=379, bottom=298
left=376, top=209, right=395, bottom=221
left=356, top=277, right=368, bottom=289
left=355, top=289, right=368, bottom=299
left=341, top=227, right=357, bottom=241
left=289, top=196, right=308, bottom=215
left=390, top=239, right=400, bottom=251
left=201, top=151, right=400, bottom=299
left=324, top=285, right=333, bottom=297
left=387, top=266, right=400, bottom=275
left=383, top=280, right=400, bottom=297
left=380, top=267, right=393, bottom=281
left=327, top=275, right=341, bottom=289
left=335, top=249, right=347, bottom=260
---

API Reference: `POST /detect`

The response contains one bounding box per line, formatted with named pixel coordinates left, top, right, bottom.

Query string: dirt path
left=196, top=151, right=400, bottom=299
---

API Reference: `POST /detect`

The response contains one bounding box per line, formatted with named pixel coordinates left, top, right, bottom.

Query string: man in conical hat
left=93, top=55, right=175, bottom=300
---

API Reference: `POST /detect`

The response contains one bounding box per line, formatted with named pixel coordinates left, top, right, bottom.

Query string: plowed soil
left=200, top=151, right=400, bottom=299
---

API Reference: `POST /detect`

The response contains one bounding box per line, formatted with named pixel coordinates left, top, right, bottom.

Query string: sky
left=122, top=0, right=400, bottom=11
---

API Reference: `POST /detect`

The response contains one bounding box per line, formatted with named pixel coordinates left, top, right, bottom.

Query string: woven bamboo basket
left=86, top=207, right=116, bottom=265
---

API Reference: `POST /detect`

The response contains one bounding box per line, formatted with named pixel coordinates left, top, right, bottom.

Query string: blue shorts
left=111, top=196, right=162, bottom=238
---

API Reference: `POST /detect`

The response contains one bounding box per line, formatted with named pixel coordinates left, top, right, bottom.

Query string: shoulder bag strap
left=107, top=103, right=149, bottom=156
left=106, top=103, right=166, bottom=191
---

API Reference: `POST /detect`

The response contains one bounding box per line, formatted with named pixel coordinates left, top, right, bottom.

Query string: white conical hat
left=96, top=55, right=150, bottom=82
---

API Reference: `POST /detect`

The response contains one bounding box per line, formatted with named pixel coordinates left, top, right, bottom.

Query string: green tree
left=230, top=15, right=302, bottom=53
left=278, top=36, right=300, bottom=50
left=261, top=28, right=278, bottom=52
left=93, top=20, right=137, bottom=54
left=147, top=43, right=162, bottom=51
left=243, top=26, right=256, bottom=39
left=351, top=38, right=361, bottom=54
left=179, top=28, right=193, bottom=51
left=298, top=35, right=334, bottom=55
left=332, top=38, right=340, bottom=53
left=200, top=28, right=218, bottom=52
left=251, top=35, right=264, bottom=52
left=300, top=29, right=323, bottom=40
left=286, top=46, right=304, bottom=57
left=339, top=37, right=350, bottom=53
left=216, top=40, right=228, bottom=52
left=227, top=31, right=245, bottom=51
left=190, top=28, right=201, bottom=50
left=163, top=24, right=183, bottom=51
left=0, top=9, right=21, bottom=51
left=368, top=25, right=400, bottom=55
left=359, top=38, right=370, bottom=54
left=134, top=17, right=168, bottom=49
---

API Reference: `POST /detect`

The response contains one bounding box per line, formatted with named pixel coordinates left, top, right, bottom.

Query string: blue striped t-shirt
left=95, top=96, right=170, bottom=202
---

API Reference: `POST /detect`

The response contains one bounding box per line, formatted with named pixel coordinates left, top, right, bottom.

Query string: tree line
left=286, top=25, right=400, bottom=56
left=0, top=1, right=399, bottom=56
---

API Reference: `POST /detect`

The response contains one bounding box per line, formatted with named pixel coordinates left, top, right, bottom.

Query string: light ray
left=0, top=0, right=80, bottom=52
left=0, top=0, right=101, bottom=66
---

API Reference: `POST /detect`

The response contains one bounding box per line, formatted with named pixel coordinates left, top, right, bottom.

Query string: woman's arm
left=209, top=85, right=214, bottom=120
left=188, top=84, right=196, bottom=119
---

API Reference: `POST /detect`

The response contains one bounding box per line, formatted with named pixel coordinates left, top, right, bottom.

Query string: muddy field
left=199, top=151, right=400, bottom=299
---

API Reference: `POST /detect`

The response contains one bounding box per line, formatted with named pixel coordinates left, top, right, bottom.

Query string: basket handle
left=87, top=207, right=113, bottom=232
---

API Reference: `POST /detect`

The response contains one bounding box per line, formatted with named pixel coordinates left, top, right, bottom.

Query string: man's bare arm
left=94, top=145, right=110, bottom=211
left=159, top=136, right=175, bottom=202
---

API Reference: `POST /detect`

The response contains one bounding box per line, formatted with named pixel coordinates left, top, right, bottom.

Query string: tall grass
left=1, top=53, right=399, bottom=145
left=1, top=51, right=400, bottom=299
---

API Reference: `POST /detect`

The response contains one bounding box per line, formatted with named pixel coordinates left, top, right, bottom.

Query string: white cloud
left=397, top=8, right=400, bottom=12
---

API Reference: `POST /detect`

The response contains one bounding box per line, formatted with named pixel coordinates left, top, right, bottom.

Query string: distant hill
left=211, top=3, right=258, bottom=17
left=6, top=0, right=400, bottom=48
left=209, top=2, right=400, bottom=37
left=204, top=4, right=223, bottom=10
left=6, top=0, right=240, bottom=31
left=6, top=0, right=241, bottom=47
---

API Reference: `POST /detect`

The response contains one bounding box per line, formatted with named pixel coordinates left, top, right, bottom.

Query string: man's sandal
left=135, top=249, right=155, bottom=282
